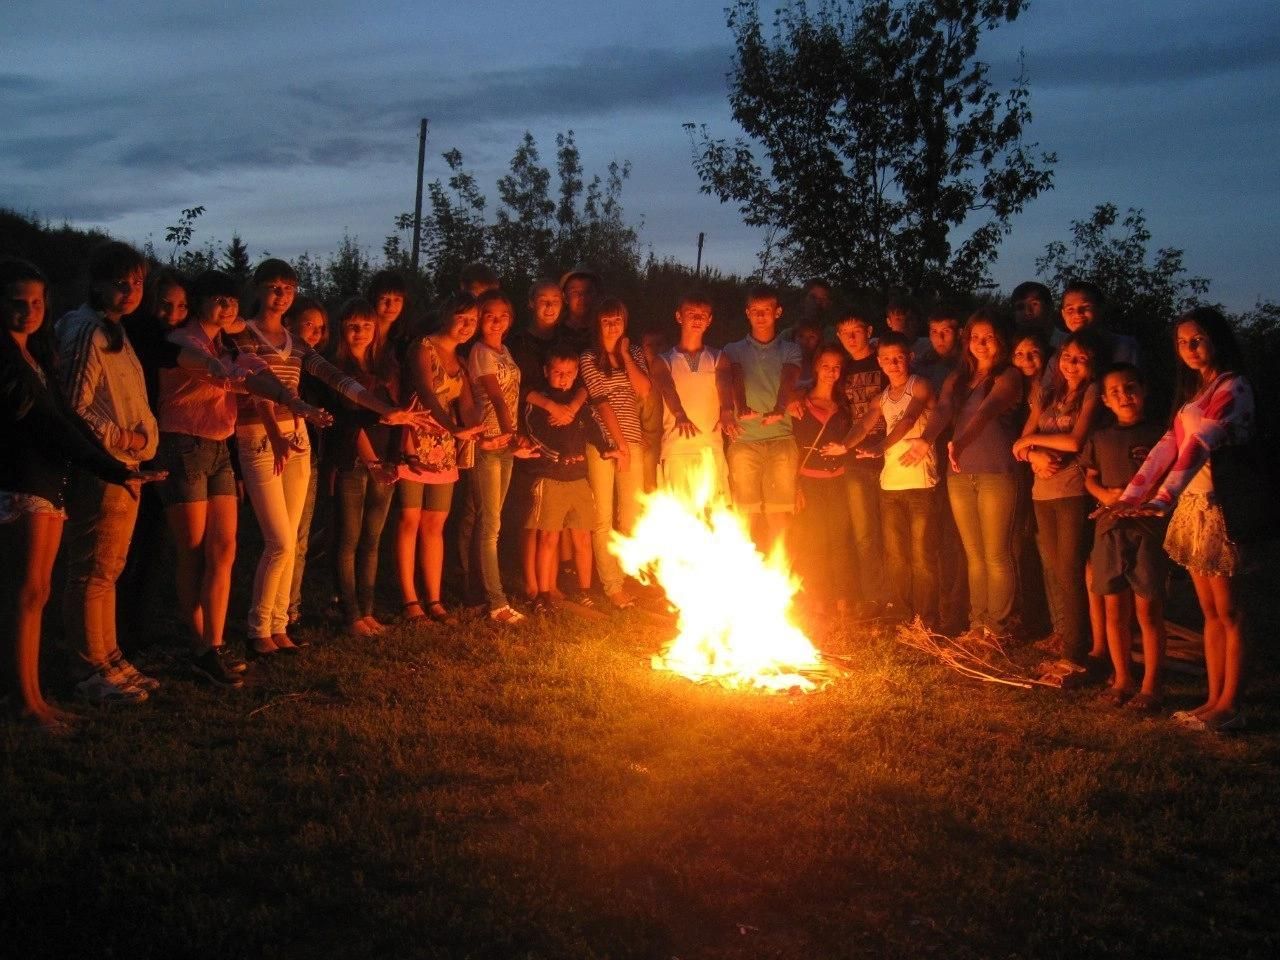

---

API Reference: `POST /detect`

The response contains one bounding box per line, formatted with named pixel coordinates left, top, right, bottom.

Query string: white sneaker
left=75, top=667, right=149, bottom=705
left=109, top=652, right=160, bottom=692
left=488, top=605, right=526, bottom=625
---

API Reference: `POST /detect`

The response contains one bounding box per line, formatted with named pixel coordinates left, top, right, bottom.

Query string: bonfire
left=610, top=451, right=828, bottom=692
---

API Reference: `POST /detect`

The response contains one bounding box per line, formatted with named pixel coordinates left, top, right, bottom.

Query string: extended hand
left=674, top=414, right=700, bottom=438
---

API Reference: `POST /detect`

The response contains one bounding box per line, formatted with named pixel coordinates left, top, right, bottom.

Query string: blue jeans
left=843, top=468, right=883, bottom=605
left=1034, top=496, right=1091, bottom=663
left=289, top=460, right=319, bottom=621
left=881, top=487, right=937, bottom=624
left=794, top=475, right=852, bottom=605
left=947, top=472, right=1017, bottom=635
left=472, top=448, right=513, bottom=611
left=333, top=464, right=394, bottom=622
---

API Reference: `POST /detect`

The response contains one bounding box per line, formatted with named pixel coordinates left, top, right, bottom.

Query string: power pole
left=695, top=232, right=705, bottom=277
left=410, top=118, right=429, bottom=274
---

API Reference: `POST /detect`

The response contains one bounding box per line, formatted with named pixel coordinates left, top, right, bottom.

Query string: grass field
left=3, top=536, right=1279, bottom=959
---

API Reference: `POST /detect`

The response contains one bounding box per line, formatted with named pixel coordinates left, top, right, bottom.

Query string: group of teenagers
left=0, top=243, right=1256, bottom=737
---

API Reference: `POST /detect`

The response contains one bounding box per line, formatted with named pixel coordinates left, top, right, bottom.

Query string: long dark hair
left=955, top=308, right=1012, bottom=408
left=86, top=241, right=147, bottom=353
left=1046, top=327, right=1105, bottom=415
left=0, top=257, right=57, bottom=373
left=591, top=297, right=630, bottom=374
left=1170, top=307, right=1246, bottom=412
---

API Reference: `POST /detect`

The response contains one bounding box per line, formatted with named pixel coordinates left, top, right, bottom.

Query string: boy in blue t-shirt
left=721, top=285, right=802, bottom=551
left=523, top=346, right=600, bottom=611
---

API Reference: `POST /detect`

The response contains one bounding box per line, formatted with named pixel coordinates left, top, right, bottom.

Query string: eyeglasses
left=265, top=285, right=296, bottom=296
left=212, top=297, right=237, bottom=309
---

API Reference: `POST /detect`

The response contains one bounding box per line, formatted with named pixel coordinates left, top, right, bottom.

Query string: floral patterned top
left=401, top=336, right=468, bottom=483
left=1120, top=373, right=1255, bottom=509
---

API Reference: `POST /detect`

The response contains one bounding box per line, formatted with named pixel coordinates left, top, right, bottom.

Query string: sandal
left=426, top=601, right=458, bottom=625
left=401, top=601, right=428, bottom=623
left=1100, top=685, right=1136, bottom=708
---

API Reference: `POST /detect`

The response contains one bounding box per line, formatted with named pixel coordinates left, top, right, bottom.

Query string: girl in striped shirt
left=228, top=259, right=432, bottom=657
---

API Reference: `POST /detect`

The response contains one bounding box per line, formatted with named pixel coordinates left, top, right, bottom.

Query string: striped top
left=227, top=320, right=366, bottom=426
left=580, top=344, right=648, bottom=447
left=54, top=304, right=158, bottom=466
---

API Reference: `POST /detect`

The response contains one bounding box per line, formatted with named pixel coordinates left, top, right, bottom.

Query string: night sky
left=5, top=0, right=1277, bottom=309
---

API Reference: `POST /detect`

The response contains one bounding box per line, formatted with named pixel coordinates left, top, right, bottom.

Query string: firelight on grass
left=611, top=451, right=825, bottom=692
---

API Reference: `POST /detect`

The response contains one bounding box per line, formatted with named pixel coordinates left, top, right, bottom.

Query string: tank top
left=880, top=375, right=937, bottom=490
left=1031, top=387, right=1086, bottom=500
left=660, top=347, right=721, bottom=459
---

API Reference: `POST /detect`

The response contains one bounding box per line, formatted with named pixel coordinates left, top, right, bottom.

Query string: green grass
left=4, top=572, right=1279, bottom=959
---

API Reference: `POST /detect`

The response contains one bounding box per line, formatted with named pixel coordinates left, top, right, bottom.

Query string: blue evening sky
left=4, top=0, right=1277, bottom=308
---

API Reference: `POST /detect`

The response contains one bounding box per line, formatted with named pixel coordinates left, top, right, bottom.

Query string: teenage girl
left=791, top=344, right=853, bottom=615
left=328, top=300, right=402, bottom=636
left=1108, top=308, right=1255, bottom=732
left=283, top=296, right=330, bottom=625
left=0, top=258, right=162, bottom=729
left=464, top=291, right=527, bottom=623
left=397, top=295, right=483, bottom=625
left=1013, top=329, right=1104, bottom=682
left=229, top=259, right=432, bottom=657
left=579, top=298, right=651, bottom=609
left=924, top=310, right=1023, bottom=639
left=159, top=270, right=327, bottom=684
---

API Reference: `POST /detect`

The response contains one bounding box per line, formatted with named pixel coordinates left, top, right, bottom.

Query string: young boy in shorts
left=722, top=285, right=802, bottom=551
left=1081, top=364, right=1168, bottom=710
left=523, top=345, right=597, bottom=610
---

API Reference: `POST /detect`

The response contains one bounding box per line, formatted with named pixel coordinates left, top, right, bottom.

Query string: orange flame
left=611, top=450, right=824, bottom=692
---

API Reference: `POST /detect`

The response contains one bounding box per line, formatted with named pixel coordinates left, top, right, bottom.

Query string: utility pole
left=410, top=118, right=429, bottom=274
left=695, top=232, right=705, bottom=277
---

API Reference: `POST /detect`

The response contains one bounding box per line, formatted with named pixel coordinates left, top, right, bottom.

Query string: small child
left=523, top=346, right=597, bottom=611
left=1080, top=364, right=1169, bottom=711
left=826, top=332, right=937, bottom=625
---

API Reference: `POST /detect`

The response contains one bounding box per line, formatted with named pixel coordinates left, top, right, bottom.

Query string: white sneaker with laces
left=488, top=605, right=526, bottom=624
left=75, top=667, right=149, bottom=705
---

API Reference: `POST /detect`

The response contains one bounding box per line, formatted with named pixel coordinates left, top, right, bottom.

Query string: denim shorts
left=397, top=477, right=454, bottom=512
left=155, top=432, right=235, bottom=506
left=727, top=436, right=798, bottom=513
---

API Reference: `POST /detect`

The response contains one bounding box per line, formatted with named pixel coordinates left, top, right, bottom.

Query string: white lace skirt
left=1164, top=490, right=1241, bottom=578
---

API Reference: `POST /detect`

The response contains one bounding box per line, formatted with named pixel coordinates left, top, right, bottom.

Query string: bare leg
left=1104, top=591, right=1135, bottom=692
left=396, top=506, right=422, bottom=607
left=1205, top=575, right=1244, bottom=720
left=11, top=513, right=68, bottom=726
left=521, top=529, right=539, bottom=600
left=535, top=531, right=558, bottom=594
left=1189, top=572, right=1223, bottom=717
left=166, top=499, right=209, bottom=650
left=202, top=496, right=238, bottom=650
left=1134, top=593, right=1166, bottom=698
left=418, top=510, right=448, bottom=603
left=1086, top=562, right=1107, bottom=658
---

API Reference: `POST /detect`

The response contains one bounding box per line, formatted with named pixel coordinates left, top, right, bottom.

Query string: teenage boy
left=649, top=292, right=731, bottom=501
left=1081, top=364, right=1168, bottom=709
left=522, top=346, right=597, bottom=612
left=827, top=332, right=937, bottom=625
left=1053, top=280, right=1139, bottom=372
left=832, top=306, right=886, bottom=616
left=884, top=295, right=930, bottom=360
left=915, top=307, right=968, bottom=631
left=1011, top=281, right=1056, bottom=340
left=559, top=264, right=602, bottom=350
left=722, top=285, right=802, bottom=551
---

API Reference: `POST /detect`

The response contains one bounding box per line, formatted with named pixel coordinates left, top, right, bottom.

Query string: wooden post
left=695, top=231, right=705, bottom=277
left=410, top=118, right=429, bottom=274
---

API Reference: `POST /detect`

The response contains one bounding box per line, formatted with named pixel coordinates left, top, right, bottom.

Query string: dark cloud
left=999, top=33, right=1280, bottom=89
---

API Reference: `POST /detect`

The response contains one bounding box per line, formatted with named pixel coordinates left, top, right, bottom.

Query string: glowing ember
left=611, top=451, right=825, bottom=692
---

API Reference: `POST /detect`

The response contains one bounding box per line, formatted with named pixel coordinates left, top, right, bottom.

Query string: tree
left=221, top=234, right=251, bottom=282
left=687, top=0, right=1055, bottom=296
left=490, top=132, right=556, bottom=283
left=1035, top=203, right=1209, bottom=339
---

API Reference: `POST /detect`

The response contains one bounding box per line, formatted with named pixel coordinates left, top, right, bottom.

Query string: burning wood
left=611, top=452, right=830, bottom=692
